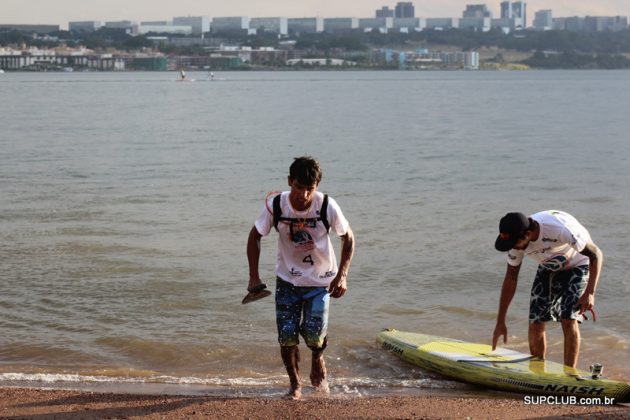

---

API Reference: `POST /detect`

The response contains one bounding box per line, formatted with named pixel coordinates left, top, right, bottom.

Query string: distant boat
left=63, top=67, right=73, bottom=72
left=0, top=69, right=5, bottom=74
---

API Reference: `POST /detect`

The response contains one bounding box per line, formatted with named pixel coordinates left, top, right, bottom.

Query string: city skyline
left=2, top=0, right=630, bottom=28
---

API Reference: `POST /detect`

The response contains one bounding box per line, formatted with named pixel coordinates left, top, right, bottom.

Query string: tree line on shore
left=2, top=27, right=630, bottom=69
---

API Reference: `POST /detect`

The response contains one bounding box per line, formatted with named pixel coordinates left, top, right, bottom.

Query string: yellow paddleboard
left=377, top=329, right=630, bottom=403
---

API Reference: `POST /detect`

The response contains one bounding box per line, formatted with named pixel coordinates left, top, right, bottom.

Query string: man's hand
left=492, top=322, right=508, bottom=351
left=575, top=291, right=595, bottom=315
left=328, top=275, right=347, bottom=298
left=247, top=278, right=264, bottom=292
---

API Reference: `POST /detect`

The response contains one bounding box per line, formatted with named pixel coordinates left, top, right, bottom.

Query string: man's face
left=288, top=177, right=318, bottom=211
left=512, top=232, right=532, bottom=250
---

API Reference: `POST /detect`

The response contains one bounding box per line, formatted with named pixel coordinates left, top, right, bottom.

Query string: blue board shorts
left=275, top=278, right=329, bottom=350
left=529, top=265, right=589, bottom=324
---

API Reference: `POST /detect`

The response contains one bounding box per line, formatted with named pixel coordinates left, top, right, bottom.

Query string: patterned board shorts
left=275, top=278, right=329, bottom=350
left=529, top=265, right=589, bottom=324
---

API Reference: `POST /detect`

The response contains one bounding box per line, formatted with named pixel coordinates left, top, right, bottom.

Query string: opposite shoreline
left=1, top=387, right=629, bottom=419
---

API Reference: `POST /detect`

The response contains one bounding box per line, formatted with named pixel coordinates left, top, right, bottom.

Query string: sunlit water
left=1, top=70, right=629, bottom=396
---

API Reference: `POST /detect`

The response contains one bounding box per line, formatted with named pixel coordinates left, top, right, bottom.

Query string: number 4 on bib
left=303, top=255, right=314, bottom=265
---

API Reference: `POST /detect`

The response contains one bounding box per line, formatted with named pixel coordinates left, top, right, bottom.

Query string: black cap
left=495, top=212, right=530, bottom=252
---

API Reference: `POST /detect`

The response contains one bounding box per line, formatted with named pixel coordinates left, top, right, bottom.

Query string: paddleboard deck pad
left=377, top=329, right=630, bottom=403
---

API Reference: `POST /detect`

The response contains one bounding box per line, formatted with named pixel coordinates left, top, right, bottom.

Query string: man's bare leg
left=561, top=319, right=580, bottom=368
left=310, top=348, right=328, bottom=392
left=280, top=345, right=301, bottom=399
left=528, top=322, right=547, bottom=360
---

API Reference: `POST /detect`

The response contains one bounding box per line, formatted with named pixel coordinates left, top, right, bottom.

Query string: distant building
left=551, top=17, right=567, bottom=30
left=323, top=18, right=358, bottom=33
left=0, top=47, right=125, bottom=70
left=512, top=2, right=527, bottom=27
left=533, top=10, right=552, bottom=31
left=394, top=2, right=415, bottom=18
left=287, top=18, right=323, bottom=34
left=138, top=24, right=192, bottom=35
left=564, top=17, right=585, bottom=31
left=378, top=49, right=479, bottom=70
left=501, top=1, right=526, bottom=28
left=425, top=18, right=459, bottom=30
left=105, top=21, right=138, bottom=34
left=359, top=17, right=393, bottom=33
left=286, top=58, right=354, bottom=66
left=376, top=7, right=394, bottom=18
left=0, top=24, right=59, bottom=34
left=173, top=16, right=210, bottom=35
left=583, top=16, right=628, bottom=32
left=392, top=18, right=424, bottom=32
left=69, top=21, right=102, bottom=32
left=460, top=17, right=491, bottom=31
left=417, top=51, right=478, bottom=69
left=141, top=21, right=169, bottom=26
left=463, top=5, right=492, bottom=18
left=250, top=17, right=288, bottom=35
left=211, top=17, right=250, bottom=33
left=491, top=17, right=520, bottom=32
left=551, top=16, right=584, bottom=31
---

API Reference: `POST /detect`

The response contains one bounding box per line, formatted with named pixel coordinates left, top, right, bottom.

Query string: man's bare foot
left=281, top=346, right=301, bottom=400
left=310, top=351, right=327, bottom=390
left=285, top=385, right=302, bottom=400
left=314, top=378, right=329, bottom=394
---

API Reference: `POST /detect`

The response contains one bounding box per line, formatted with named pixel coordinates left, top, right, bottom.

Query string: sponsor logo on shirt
left=292, top=230, right=315, bottom=252
left=290, top=267, right=303, bottom=277
left=542, top=237, right=558, bottom=243
left=319, top=270, right=336, bottom=279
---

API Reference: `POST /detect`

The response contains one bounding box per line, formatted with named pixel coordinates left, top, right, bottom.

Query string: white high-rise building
left=500, top=1, right=526, bottom=28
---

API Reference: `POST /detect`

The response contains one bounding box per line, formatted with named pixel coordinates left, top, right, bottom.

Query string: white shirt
left=255, top=191, right=349, bottom=287
left=507, top=210, right=591, bottom=271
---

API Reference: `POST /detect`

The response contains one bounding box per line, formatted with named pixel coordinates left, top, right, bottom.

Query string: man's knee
left=529, top=321, right=546, bottom=334
left=561, top=318, right=579, bottom=334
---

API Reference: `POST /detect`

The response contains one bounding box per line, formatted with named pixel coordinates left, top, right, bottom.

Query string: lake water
left=1, top=70, right=629, bottom=397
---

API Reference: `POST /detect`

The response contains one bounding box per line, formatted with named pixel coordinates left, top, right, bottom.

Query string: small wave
left=0, top=372, right=142, bottom=383
left=0, top=372, right=462, bottom=392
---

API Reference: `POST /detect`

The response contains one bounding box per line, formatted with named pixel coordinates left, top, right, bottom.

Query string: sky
left=2, top=0, right=630, bottom=28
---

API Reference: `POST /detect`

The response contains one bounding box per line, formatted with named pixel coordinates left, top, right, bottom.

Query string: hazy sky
left=3, top=0, right=630, bottom=28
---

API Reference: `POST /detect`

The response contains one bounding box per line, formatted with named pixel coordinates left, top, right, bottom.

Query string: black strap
left=273, top=193, right=282, bottom=231
left=273, top=193, right=330, bottom=233
left=320, top=194, right=330, bottom=233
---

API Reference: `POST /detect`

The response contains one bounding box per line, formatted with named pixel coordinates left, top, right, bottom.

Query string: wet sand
left=1, top=388, right=629, bottom=419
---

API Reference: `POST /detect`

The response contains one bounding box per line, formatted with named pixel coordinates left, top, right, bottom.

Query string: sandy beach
left=1, top=388, right=629, bottom=419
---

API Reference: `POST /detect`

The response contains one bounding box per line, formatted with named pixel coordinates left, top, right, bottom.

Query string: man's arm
left=576, top=241, right=603, bottom=314
left=328, top=226, right=355, bottom=298
left=492, top=263, right=521, bottom=350
left=246, top=226, right=264, bottom=291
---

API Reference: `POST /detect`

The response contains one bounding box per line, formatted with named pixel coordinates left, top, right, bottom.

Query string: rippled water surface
left=1, top=70, right=629, bottom=394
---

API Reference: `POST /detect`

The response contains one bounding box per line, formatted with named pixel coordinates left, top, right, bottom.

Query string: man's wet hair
left=289, top=156, right=322, bottom=186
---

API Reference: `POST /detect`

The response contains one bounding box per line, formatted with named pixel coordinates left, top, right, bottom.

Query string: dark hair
left=289, top=156, right=322, bottom=186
